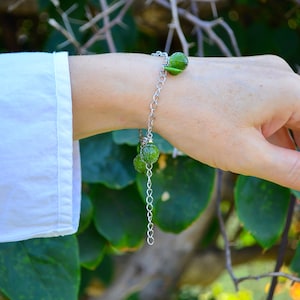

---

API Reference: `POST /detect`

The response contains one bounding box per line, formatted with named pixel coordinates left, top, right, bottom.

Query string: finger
left=290, top=130, right=300, bottom=150
left=267, top=128, right=296, bottom=149
left=244, top=138, right=300, bottom=190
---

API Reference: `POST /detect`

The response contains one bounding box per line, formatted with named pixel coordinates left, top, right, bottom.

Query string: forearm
left=69, top=53, right=166, bottom=140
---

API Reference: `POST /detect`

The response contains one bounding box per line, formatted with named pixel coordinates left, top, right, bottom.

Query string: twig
left=217, top=19, right=241, bottom=56
left=190, top=0, right=204, bottom=57
left=237, top=271, right=300, bottom=284
left=79, top=0, right=127, bottom=32
left=154, top=0, right=240, bottom=56
left=84, top=5, right=101, bottom=35
left=216, top=169, right=239, bottom=291
left=210, top=0, right=218, bottom=18
left=99, top=0, right=117, bottom=52
left=81, top=0, right=133, bottom=52
left=205, top=25, right=233, bottom=56
left=48, top=18, right=82, bottom=53
left=164, top=26, right=175, bottom=53
left=48, top=1, right=84, bottom=53
left=8, top=0, right=26, bottom=12
left=59, top=3, right=78, bottom=38
left=267, top=193, right=297, bottom=300
left=169, top=0, right=190, bottom=55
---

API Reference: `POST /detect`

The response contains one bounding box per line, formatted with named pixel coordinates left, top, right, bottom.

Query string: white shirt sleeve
left=0, top=52, right=81, bottom=242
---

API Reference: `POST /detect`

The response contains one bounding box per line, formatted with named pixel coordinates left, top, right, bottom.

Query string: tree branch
left=216, top=169, right=239, bottom=291
left=169, top=0, right=190, bottom=55
left=154, top=0, right=240, bottom=56
left=238, top=271, right=300, bottom=284
left=99, top=0, right=116, bottom=52
left=79, top=0, right=127, bottom=32
left=81, top=0, right=133, bottom=52
left=267, top=193, right=297, bottom=300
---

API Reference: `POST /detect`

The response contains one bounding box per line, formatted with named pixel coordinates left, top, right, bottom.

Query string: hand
left=156, top=55, right=300, bottom=190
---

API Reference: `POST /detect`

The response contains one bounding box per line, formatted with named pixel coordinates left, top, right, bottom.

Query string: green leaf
left=78, top=224, right=107, bottom=270
left=93, top=184, right=147, bottom=250
left=0, top=236, right=80, bottom=300
left=78, top=192, right=94, bottom=234
left=137, top=156, right=215, bottom=233
left=80, top=133, right=136, bottom=189
left=235, top=176, right=290, bottom=249
left=290, top=241, right=300, bottom=276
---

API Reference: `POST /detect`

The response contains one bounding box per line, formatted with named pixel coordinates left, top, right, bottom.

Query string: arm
left=69, top=53, right=300, bottom=190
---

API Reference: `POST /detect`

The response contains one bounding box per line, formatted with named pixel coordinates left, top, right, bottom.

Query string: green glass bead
left=141, top=142, right=160, bottom=164
left=133, top=154, right=147, bottom=174
left=164, top=52, right=188, bottom=75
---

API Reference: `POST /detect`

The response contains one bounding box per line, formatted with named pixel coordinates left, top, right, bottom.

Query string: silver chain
left=144, top=51, right=168, bottom=245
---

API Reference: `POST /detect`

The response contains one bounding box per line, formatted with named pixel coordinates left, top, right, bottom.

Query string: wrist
left=70, top=53, right=164, bottom=139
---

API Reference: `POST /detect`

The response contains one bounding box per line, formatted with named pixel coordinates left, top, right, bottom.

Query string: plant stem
left=216, top=169, right=239, bottom=291
left=266, top=193, right=296, bottom=300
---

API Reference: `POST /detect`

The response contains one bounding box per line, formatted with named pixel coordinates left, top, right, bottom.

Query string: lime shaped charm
left=141, top=142, right=160, bottom=165
left=164, top=52, right=188, bottom=75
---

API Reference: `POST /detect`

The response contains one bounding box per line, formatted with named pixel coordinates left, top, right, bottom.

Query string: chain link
left=144, top=51, right=168, bottom=245
left=146, top=51, right=168, bottom=142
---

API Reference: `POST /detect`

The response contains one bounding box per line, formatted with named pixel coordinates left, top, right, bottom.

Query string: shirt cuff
left=0, top=52, right=81, bottom=242
left=53, top=52, right=81, bottom=238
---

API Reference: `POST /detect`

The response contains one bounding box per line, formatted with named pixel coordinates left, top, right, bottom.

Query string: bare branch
left=237, top=271, right=300, bottom=284
left=7, top=0, right=25, bottom=12
left=217, top=18, right=241, bottom=56
left=81, top=0, right=133, bottom=52
left=48, top=18, right=82, bottom=53
left=169, top=0, right=190, bottom=55
left=79, top=0, right=127, bottom=32
left=59, top=3, right=78, bottom=38
left=267, top=194, right=296, bottom=300
left=99, top=0, right=117, bottom=52
left=164, top=26, right=175, bottom=53
left=154, top=0, right=240, bottom=56
left=191, top=0, right=204, bottom=57
left=216, top=169, right=239, bottom=291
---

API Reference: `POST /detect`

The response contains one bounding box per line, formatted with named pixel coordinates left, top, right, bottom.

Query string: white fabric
left=0, top=52, right=81, bottom=242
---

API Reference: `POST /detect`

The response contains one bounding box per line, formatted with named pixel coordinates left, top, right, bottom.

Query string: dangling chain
left=133, top=51, right=188, bottom=246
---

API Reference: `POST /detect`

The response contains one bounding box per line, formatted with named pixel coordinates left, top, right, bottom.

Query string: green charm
left=133, top=154, right=147, bottom=174
left=164, top=52, right=188, bottom=75
left=141, top=142, right=160, bottom=165
left=133, top=142, right=160, bottom=173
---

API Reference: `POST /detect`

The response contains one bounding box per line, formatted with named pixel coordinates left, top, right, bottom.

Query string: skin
left=69, top=53, right=300, bottom=190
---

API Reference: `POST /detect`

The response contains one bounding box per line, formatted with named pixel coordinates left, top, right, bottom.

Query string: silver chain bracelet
left=145, top=51, right=168, bottom=245
left=133, top=51, right=188, bottom=245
